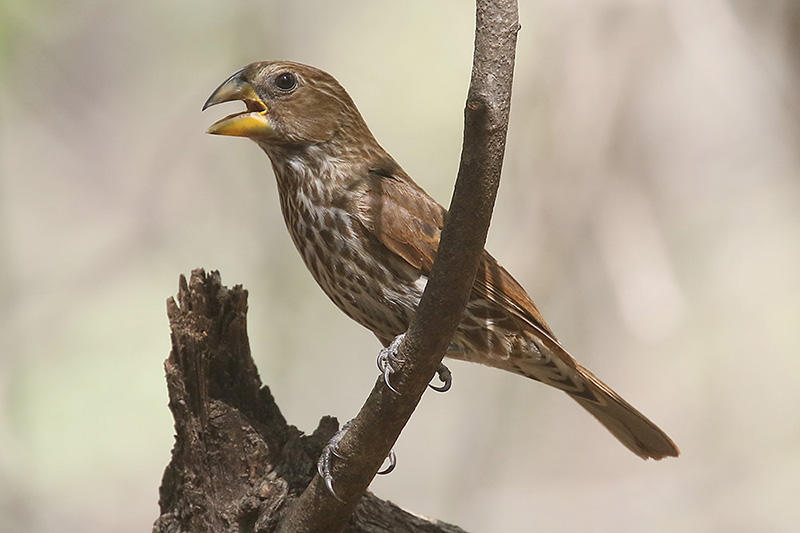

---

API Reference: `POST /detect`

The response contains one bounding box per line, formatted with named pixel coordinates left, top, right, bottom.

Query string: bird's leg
left=317, top=419, right=396, bottom=500
left=376, top=333, right=453, bottom=394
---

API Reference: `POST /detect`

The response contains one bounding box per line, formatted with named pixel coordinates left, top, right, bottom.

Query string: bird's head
left=203, top=61, right=373, bottom=150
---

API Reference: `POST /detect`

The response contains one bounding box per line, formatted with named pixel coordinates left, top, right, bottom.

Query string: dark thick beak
left=203, top=69, right=272, bottom=137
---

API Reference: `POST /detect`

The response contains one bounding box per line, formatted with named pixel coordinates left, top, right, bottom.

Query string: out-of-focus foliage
left=1, top=1, right=798, bottom=531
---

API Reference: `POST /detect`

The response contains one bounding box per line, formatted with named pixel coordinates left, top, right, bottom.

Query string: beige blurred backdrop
left=1, top=1, right=799, bottom=531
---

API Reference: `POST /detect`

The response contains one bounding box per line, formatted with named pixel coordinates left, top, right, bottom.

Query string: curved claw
left=377, top=449, right=397, bottom=475
left=383, top=365, right=400, bottom=394
left=324, top=475, right=344, bottom=503
left=428, top=363, right=452, bottom=393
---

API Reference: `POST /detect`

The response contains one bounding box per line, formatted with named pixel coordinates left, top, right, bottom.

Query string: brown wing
left=353, top=165, right=554, bottom=338
left=354, top=167, right=443, bottom=272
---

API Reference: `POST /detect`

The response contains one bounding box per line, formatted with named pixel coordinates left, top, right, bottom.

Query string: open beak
left=203, top=69, right=271, bottom=137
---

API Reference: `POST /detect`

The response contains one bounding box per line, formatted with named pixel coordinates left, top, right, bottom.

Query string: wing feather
left=354, top=166, right=554, bottom=338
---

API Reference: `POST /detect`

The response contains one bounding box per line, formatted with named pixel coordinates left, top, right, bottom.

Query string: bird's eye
left=274, top=72, right=297, bottom=91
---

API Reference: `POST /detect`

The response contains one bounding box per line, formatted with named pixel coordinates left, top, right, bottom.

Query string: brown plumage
left=203, top=60, right=679, bottom=460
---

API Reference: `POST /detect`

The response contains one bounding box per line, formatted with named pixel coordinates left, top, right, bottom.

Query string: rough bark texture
left=152, top=269, right=467, bottom=533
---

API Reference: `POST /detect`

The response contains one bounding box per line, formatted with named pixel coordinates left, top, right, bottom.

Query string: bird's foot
left=376, top=334, right=406, bottom=393
left=430, top=362, right=452, bottom=393
left=317, top=419, right=396, bottom=500
left=317, top=420, right=349, bottom=502
left=376, top=334, right=453, bottom=394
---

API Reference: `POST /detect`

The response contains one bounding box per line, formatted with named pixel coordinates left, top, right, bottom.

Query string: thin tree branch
left=276, top=1, right=520, bottom=531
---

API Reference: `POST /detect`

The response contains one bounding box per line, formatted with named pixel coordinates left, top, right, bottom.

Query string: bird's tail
left=565, top=363, right=679, bottom=460
left=507, top=336, right=679, bottom=460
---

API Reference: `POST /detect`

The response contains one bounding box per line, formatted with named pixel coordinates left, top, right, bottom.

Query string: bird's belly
left=286, top=206, right=424, bottom=340
left=307, top=245, right=425, bottom=339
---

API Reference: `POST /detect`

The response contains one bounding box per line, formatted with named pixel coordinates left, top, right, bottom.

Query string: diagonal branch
left=276, top=1, right=520, bottom=531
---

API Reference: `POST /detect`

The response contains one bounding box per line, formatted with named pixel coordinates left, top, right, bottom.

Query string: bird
left=203, top=60, right=679, bottom=460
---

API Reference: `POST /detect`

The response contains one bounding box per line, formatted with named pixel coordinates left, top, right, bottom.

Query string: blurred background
left=1, top=0, right=799, bottom=531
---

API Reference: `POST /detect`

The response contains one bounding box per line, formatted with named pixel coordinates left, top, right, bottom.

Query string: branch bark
left=277, top=1, right=520, bottom=531
left=153, top=269, right=467, bottom=533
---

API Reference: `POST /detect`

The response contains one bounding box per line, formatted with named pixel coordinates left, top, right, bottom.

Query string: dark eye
left=274, top=72, right=297, bottom=91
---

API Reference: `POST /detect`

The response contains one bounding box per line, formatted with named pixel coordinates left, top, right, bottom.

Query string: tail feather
left=568, top=364, right=679, bottom=460
left=504, top=335, right=679, bottom=460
